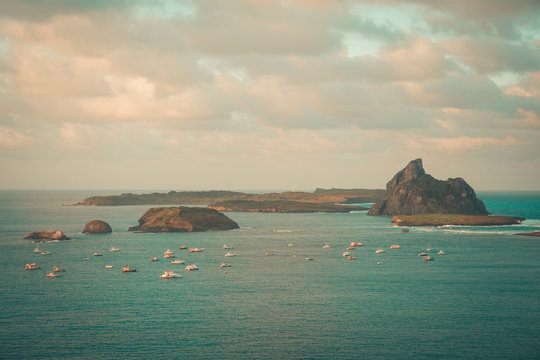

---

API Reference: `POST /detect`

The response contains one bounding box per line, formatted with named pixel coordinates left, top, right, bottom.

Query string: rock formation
left=24, top=230, right=70, bottom=241
left=83, top=220, right=112, bottom=234
left=128, top=206, right=239, bottom=233
left=368, top=158, right=488, bottom=216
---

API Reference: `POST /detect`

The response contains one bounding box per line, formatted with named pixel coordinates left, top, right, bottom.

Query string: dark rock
left=514, top=231, right=540, bottom=237
left=368, top=158, right=488, bottom=216
left=24, top=230, right=70, bottom=241
left=128, top=206, right=239, bottom=233
left=83, top=220, right=112, bottom=234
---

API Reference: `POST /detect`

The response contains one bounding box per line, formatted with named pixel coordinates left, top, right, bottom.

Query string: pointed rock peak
left=403, top=158, right=425, bottom=177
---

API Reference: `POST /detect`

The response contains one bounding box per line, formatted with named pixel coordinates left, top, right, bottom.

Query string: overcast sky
left=0, top=0, right=539, bottom=191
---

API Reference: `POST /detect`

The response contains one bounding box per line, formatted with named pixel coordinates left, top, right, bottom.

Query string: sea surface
left=1, top=190, right=539, bottom=359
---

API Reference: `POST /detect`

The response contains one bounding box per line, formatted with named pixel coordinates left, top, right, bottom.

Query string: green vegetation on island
left=392, top=214, right=525, bottom=227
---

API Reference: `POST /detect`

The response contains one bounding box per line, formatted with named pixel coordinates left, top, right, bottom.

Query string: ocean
left=1, top=190, right=539, bottom=359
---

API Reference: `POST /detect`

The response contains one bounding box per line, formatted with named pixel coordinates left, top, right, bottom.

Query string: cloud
left=0, top=126, right=31, bottom=148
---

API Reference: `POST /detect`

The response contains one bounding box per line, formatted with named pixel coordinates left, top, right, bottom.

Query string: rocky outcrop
left=514, top=231, right=540, bottom=237
left=128, top=206, right=239, bottom=233
left=392, top=214, right=524, bottom=226
left=368, top=159, right=488, bottom=216
left=83, top=220, right=112, bottom=234
left=24, top=230, right=70, bottom=241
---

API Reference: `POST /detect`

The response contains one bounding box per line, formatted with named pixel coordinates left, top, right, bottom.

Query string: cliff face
left=128, top=206, right=239, bottom=233
left=368, top=159, right=488, bottom=216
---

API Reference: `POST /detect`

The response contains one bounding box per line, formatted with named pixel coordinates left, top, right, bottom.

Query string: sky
left=0, top=0, right=539, bottom=191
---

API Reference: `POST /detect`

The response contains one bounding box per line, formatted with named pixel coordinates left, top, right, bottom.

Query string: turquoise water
left=1, top=191, right=539, bottom=359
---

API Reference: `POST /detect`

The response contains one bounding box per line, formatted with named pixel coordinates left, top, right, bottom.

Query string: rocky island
left=128, top=206, right=239, bottom=233
left=24, top=230, right=70, bottom=241
left=209, top=200, right=366, bottom=213
left=82, top=220, right=112, bottom=234
left=368, top=158, right=525, bottom=226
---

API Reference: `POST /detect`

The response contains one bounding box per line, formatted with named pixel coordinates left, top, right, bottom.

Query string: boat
left=418, top=252, right=428, bottom=257
left=83, top=257, right=89, bottom=260
left=33, top=246, right=41, bottom=253
left=160, top=271, right=182, bottom=279
left=265, top=252, right=273, bottom=256
left=322, top=244, right=331, bottom=249
left=179, top=245, right=187, bottom=250
left=390, top=245, right=401, bottom=249
left=105, top=265, right=113, bottom=269
left=93, top=252, right=103, bottom=256
left=438, top=250, right=447, bottom=255
left=189, top=248, right=204, bottom=253
left=185, top=264, right=199, bottom=271
left=41, top=251, right=51, bottom=255
left=171, top=259, right=185, bottom=265
left=287, top=243, right=293, bottom=247
left=306, top=256, right=314, bottom=261
left=150, top=257, right=160, bottom=262
left=225, top=252, right=236, bottom=257
left=53, top=266, right=66, bottom=272
left=164, top=249, right=175, bottom=258
left=220, top=263, right=231, bottom=268
left=376, top=261, right=382, bottom=265
left=346, top=246, right=355, bottom=250
left=109, top=247, right=120, bottom=252
left=223, top=244, right=233, bottom=249
left=423, top=256, right=434, bottom=261
left=342, top=252, right=350, bottom=257
left=121, top=266, right=137, bottom=272
left=350, top=242, right=364, bottom=247
left=375, top=249, right=385, bottom=253
left=46, top=272, right=60, bottom=278
left=25, top=263, right=41, bottom=270
left=347, top=256, right=357, bottom=260
left=426, top=241, right=432, bottom=252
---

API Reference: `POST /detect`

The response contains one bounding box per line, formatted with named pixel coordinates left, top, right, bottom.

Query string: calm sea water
left=1, top=191, right=539, bottom=359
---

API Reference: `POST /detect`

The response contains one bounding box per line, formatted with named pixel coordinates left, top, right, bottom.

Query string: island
left=128, top=206, right=239, bottom=233
left=82, top=220, right=112, bottom=234
left=24, top=230, right=70, bottom=241
left=73, top=188, right=385, bottom=208
left=392, top=214, right=525, bottom=227
left=368, top=158, right=488, bottom=216
left=209, top=200, right=366, bottom=213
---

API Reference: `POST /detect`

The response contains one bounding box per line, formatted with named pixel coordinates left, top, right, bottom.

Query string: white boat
left=160, top=271, right=182, bottom=279
left=376, top=261, right=382, bottom=265
left=33, top=246, right=41, bottom=253
left=342, top=252, right=350, bottom=257
left=185, top=264, right=199, bottom=271
left=121, top=266, right=137, bottom=272
left=25, top=263, right=41, bottom=270
left=178, top=245, right=187, bottom=250
left=164, top=249, right=175, bottom=258
left=93, top=252, right=103, bottom=256
left=46, top=272, right=60, bottom=278
left=225, top=252, right=236, bottom=257
left=306, top=256, right=314, bottom=261
left=350, top=242, right=364, bottom=247
left=418, top=252, right=428, bottom=257
left=171, top=259, right=185, bottom=265
left=438, top=250, right=447, bottom=255
left=150, top=257, right=160, bottom=262
left=423, top=256, right=434, bottom=261
left=287, top=243, right=294, bottom=247
left=375, top=249, right=385, bottom=253
left=109, top=247, right=120, bottom=252
left=105, top=265, right=113, bottom=269
left=221, top=263, right=231, bottom=268
left=390, top=245, right=401, bottom=249
left=223, top=244, right=233, bottom=249
left=41, top=251, right=51, bottom=255
left=189, top=248, right=204, bottom=253
left=347, top=255, right=357, bottom=260
left=322, top=244, right=331, bottom=249
left=53, top=266, right=66, bottom=272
